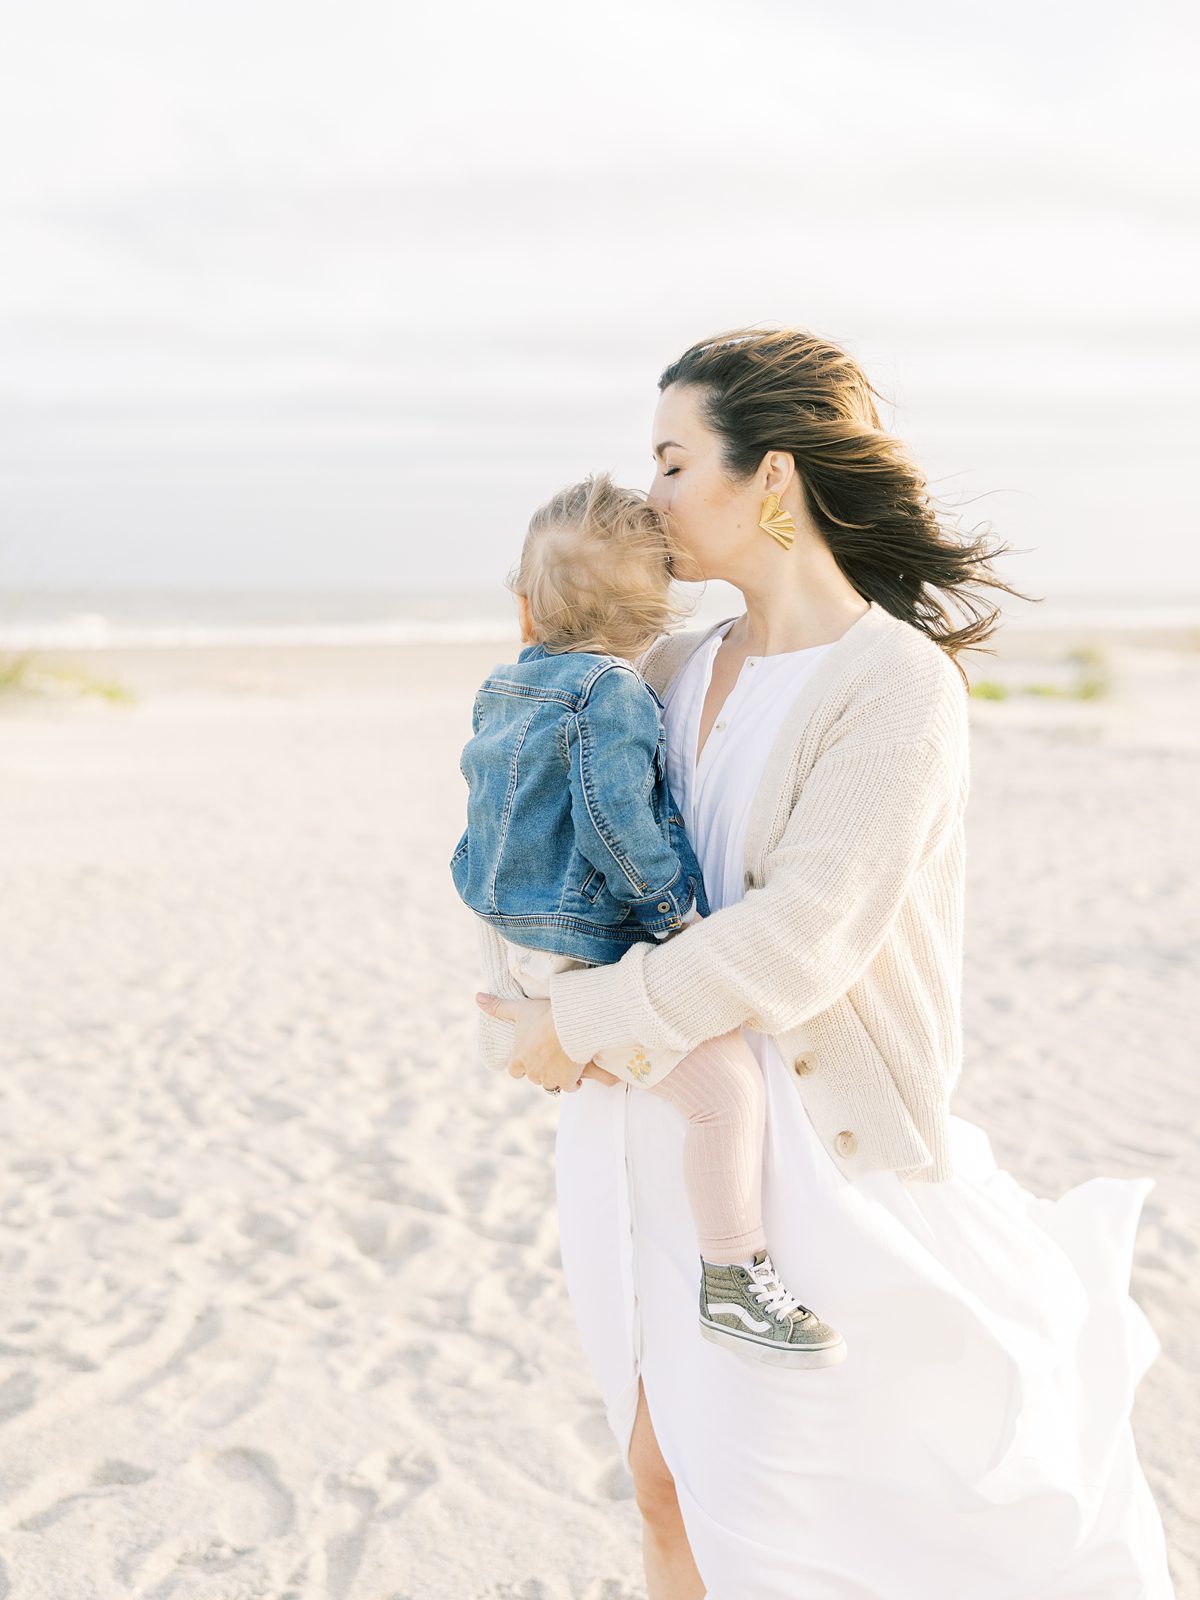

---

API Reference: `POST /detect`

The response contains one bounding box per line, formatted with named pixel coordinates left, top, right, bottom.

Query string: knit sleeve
left=472, top=918, right=522, bottom=1072
left=546, top=734, right=957, bottom=1065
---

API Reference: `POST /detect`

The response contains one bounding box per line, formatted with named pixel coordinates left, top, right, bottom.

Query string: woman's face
left=646, top=383, right=761, bottom=584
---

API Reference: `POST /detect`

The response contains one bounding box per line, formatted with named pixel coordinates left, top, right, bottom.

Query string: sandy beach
left=0, top=621, right=1196, bottom=1599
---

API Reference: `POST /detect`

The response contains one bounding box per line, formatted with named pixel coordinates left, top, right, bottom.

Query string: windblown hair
left=509, top=472, right=693, bottom=659
left=659, top=325, right=1039, bottom=674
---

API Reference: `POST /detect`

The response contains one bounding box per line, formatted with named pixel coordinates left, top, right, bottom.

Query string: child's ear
left=516, top=593, right=536, bottom=644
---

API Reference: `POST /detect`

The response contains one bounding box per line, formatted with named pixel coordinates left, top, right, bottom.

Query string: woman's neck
left=724, top=564, right=871, bottom=656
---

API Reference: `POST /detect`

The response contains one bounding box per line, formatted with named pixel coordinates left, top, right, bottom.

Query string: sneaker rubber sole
left=698, top=1314, right=848, bottom=1368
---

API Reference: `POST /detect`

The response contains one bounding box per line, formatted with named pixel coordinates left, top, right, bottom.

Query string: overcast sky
left=2, top=0, right=1197, bottom=601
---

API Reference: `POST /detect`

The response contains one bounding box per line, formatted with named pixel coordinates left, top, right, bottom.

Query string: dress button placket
left=624, top=1085, right=643, bottom=1367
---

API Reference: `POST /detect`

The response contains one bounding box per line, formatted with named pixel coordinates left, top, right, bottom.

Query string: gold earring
left=758, top=493, right=795, bottom=550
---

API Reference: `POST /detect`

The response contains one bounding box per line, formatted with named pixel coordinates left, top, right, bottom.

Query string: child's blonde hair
left=508, top=472, right=695, bottom=659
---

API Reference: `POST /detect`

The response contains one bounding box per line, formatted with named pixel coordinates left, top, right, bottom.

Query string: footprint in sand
left=341, top=1208, right=430, bottom=1265
left=457, top=1157, right=499, bottom=1217
left=570, top=1409, right=634, bottom=1503
left=202, top=1447, right=295, bottom=1547
left=377, top=1447, right=438, bottom=1519
left=319, top=1471, right=379, bottom=1600
left=120, top=1187, right=182, bottom=1219
left=594, top=1459, right=636, bottom=1502
left=92, top=1459, right=157, bottom=1488
left=15, top=1461, right=156, bottom=1533
left=1157, top=1221, right=1198, bottom=1261
left=0, top=1372, right=37, bottom=1425
left=184, top=1351, right=276, bottom=1429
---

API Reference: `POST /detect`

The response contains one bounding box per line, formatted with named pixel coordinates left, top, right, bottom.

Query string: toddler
left=450, top=473, right=845, bottom=1369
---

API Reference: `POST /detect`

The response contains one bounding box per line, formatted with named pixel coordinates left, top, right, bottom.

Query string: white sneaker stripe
left=705, top=1300, right=772, bottom=1332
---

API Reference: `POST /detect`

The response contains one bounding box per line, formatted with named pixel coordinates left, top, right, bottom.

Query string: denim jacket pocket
left=560, top=853, right=630, bottom=926
left=578, top=865, right=603, bottom=903
left=646, top=731, right=670, bottom=821
left=653, top=728, right=669, bottom=780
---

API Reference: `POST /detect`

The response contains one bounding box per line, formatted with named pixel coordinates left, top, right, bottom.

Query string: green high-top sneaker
left=698, top=1248, right=847, bottom=1368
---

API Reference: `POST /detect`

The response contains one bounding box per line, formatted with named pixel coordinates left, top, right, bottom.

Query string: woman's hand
left=474, top=992, right=621, bottom=1091
left=579, top=1061, right=621, bottom=1086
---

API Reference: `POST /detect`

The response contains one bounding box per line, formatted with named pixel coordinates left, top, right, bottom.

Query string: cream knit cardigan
left=471, top=599, right=970, bottom=1184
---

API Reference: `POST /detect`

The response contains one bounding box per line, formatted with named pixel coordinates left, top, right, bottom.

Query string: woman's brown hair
left=659, top=326, right=1038, bottom=676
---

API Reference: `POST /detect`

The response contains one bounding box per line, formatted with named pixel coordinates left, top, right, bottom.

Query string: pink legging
left=645, top=1029, right=767, bottom=1264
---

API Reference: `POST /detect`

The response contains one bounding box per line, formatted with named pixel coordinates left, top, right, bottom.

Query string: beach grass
left=0, top=653, right=136, bottom=704
left=969, top=643, right=1114, bottom=703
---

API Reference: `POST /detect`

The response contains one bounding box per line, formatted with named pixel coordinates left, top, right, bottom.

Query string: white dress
left=553, top=621, right=1176, bottom=1599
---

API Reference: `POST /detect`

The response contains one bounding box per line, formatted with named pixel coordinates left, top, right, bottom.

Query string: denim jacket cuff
left=628, top=866, right=699, bottom=934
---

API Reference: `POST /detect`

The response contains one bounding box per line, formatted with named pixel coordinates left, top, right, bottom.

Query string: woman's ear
left=761, top=448, right=796, bottom=499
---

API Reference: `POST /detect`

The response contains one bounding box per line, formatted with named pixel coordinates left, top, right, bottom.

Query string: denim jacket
left=450, top=641, right=709, bottom=964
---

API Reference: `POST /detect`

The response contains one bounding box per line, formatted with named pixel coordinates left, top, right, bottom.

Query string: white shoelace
left=746, top=1256, right=810, bottom=1321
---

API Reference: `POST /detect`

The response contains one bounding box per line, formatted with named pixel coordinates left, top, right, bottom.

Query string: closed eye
left=663, top=467, right=680, bottom=477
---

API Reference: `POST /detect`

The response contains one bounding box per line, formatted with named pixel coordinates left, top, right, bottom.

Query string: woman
left=475, top=327, right=1175, bottom=1598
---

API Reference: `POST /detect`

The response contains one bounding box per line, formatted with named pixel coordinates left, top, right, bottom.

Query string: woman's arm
left=470, top=919, right=622, bottom=1089
left=547, top=732, right=960, bottom=1067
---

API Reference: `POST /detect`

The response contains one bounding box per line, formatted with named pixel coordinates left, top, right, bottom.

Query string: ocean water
left=0, top=587, right=519, bottom=651
left=1, top=585, right=1198, bottom=651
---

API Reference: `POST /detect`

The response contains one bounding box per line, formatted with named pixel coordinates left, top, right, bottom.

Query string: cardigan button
left=793, top=1056, right=813, bottom=1076
left=834, top=1130, right=857, bottom=1158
